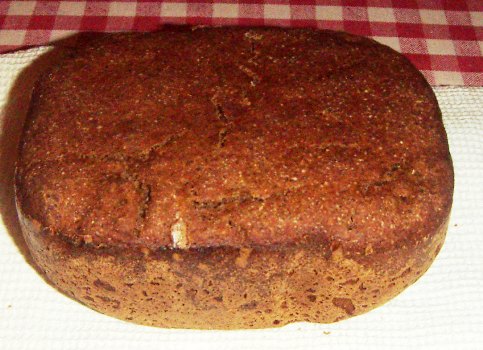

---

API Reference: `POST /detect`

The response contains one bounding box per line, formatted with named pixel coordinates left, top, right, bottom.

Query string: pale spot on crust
left=197, top=263, right=209, bottom=271
left=171, top=213, right=188, bottom=249
left=365, top=244, right=374, bottom=255
left=235, top=248, right=252, bottom=268
left=140, top=247, right=150, bottom=256
left=244, top=31, right=264, bottom=41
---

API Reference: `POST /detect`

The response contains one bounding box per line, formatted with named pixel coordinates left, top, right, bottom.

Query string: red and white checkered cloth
left=0, top=1, right=481, bottom=86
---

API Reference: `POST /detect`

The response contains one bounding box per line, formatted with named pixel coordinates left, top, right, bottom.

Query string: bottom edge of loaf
left=18, top=207, right=448, bottom=329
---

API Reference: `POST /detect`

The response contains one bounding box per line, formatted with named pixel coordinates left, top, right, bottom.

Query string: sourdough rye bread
left=15, top=26, right=453, bottom=329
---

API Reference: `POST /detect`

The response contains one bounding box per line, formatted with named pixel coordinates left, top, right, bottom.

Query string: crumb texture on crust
left=17, top=27, right=453, bottom=255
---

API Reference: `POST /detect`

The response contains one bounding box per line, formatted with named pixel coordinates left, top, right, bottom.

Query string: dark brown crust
left=15, top=26, right=453, bottom=328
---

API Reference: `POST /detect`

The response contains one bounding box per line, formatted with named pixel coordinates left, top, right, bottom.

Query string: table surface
left=0, top=1, right=482, bottom=86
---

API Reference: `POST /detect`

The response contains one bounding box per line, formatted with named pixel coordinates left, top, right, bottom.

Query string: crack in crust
left=193, top=193, right=264, bottom=210
left=191, top=189, right=295, bottom=211
left=210, top=91, right=231, bottom=148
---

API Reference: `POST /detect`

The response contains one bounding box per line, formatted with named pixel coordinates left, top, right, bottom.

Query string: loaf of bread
left=16, top=26, right=453, bottom=329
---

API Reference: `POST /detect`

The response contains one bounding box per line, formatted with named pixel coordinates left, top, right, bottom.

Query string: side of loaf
left=18, top=206, right=448, bottom=328
left=15, top=26, right=453, bottom=329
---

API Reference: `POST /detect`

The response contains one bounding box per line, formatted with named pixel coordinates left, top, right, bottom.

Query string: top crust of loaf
left=16, top=26, right=453, bottom=255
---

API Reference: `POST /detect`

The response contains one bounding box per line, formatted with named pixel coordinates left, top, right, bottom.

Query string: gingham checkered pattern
left=0, top=1, right=481, bottom=86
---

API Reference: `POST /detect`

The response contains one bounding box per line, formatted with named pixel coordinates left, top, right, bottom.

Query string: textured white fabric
left=0, top=48, right=482, bottom=350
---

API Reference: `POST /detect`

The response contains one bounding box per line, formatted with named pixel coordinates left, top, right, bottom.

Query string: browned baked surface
left=16, top=26, right=453, bottom=329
